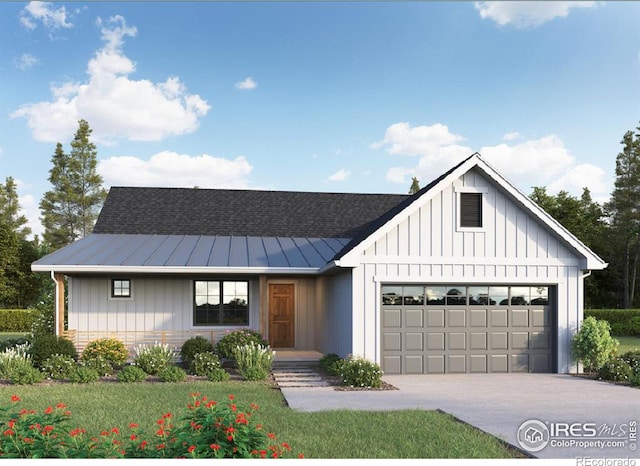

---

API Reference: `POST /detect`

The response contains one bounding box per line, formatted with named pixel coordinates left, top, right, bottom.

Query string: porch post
left=259, top=275, right=268, bottom=338
left=53, top=272, right=65, bottom=335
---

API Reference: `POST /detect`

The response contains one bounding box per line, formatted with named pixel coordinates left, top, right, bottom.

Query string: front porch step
left=272, top=362, right=331, bottom=388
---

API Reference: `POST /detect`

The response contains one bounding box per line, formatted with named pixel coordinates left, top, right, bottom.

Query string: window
left=459, top=192, right=483, bottom=228
left=111, top=279, right=131, bottom=298
left=194, top=280, right=249, bottom=326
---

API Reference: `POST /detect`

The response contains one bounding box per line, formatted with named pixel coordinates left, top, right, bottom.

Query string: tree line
left=1, top=120, right=640, bottom=309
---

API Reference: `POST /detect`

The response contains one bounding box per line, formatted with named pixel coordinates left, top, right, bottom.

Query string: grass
left=615, top=335, right=640, bottom=353
left=0, top=381, right=519, bottom=458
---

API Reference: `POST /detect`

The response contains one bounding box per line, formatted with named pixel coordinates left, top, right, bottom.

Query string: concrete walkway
left=279, top=374, right=640, bottom=459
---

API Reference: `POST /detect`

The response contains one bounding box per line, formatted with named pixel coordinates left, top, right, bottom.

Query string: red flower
left=162, top=413, right=172, bottom=419
left=42, top=425, right=54, bottom=434
left=56, top=403, right=67, bottom=409
left=100, top=430, right=109, bottom=437
left=156, top=419, right=165, bottom=425
left=111, top=427, right=120, bottom=435
left=206, top=401, right=217, bottom=408
left=298, top=453, right=305, bottom=458
left=157, top=443, right=165, bottom=450
left=267, top=432, right=277, bottom=440
left=22, top=437, right=33, bottom=444
left=210, top=444, right=220, bottom=451
left=129, top=423, right=139, bottom=429
left=228, top=394, right=235, bottom=400
left=44, top=406, right=53, bottom=415
left=156, top=428, right=166, bottom=436
left=8, top=420, right=15, bottom=429
left=281, top=442, right=291, bottom=451
left=230, top=404, right=237, bottom=412
left=10, top=395, right=20, bottom=402
left=130, top=434, right=137, bottom=441
left=227, top=435, right=233, bottom=442
left=187, top=445, right=196, bottom=453
left=140, top=440, right=148, bottom=450
left=250, top=403, right=259, bottom=410
left=3, top=429, right=14, bottom=437
left=259, top=450, right=267, bottom=459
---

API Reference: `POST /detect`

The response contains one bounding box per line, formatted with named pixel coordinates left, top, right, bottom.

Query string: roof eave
left=31, top=265, right=321, bottom=275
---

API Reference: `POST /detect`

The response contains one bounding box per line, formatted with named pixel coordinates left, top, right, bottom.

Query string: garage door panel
left=405, top=309, right=424, bottom=327
left=383, top=309, right=401, bottom=328
left=470, top=355, right=487, bottom=373
left=380, top=284, right=555, bottom=374
left=383, top=332, right=401, bottom=351
left=448, top=355, right=466, bottom=373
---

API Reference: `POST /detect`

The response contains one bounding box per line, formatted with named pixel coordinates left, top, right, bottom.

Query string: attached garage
left=381, top=284, right=555, bottom=374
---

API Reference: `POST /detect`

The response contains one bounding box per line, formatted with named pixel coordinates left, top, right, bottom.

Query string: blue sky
left=1, top=1, right=639, bottom=238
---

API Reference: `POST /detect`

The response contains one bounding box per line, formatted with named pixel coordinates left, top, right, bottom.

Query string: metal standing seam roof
left=31, top=234, right=351, bottom=273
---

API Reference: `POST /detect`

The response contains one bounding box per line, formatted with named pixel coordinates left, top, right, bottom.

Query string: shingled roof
left=93, top=187, right=410, bottom=238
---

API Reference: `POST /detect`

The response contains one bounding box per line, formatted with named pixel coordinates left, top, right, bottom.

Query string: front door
left=268, top=283, right=295, bottom=348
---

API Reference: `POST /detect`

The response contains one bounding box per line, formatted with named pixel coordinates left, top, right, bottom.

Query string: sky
left=1, top=1, right=639, bottom=239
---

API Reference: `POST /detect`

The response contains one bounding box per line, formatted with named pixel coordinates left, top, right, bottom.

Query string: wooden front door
left=268, top=284, right=295, bottom=348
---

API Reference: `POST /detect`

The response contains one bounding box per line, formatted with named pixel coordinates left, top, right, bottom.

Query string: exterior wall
left=68, top=275, right=261, bottom=343
left=351, top=168, right=585, bottom=373
left=315, top=271, right=353, bottom=357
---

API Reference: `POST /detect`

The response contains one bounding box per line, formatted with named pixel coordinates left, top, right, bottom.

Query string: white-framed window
left=455, top=187, right=488, bottom=231
left=193, top=280, right=249, bottom=326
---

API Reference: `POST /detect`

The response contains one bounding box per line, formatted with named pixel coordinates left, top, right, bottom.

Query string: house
left=32, top=153, right=607, bottom=374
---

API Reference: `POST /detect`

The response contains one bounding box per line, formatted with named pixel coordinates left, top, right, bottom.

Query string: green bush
left=158, top=365, right=186, bottom=382
left=319, top=353, right=342, bottom=376
left=338, top=355, right=383, bottom=388
left=9, top=365, right=44, bottom=385
left=585, top=309, right=640, bottom=336
left=215, top=329, right=268, bottom=359
left=80, top=355, right=114, bottom=376
left=571, top=316, right=619, bottom=373
left=41, top=354, right=76, bottom=380
left=233, top=342, right=274, bottom=381
left=597, top=358, right=633, bottom=382
left=180, top=336, right=214, bottom=368
left=631, top=372, right=640, bottom=387
left=0, top=337, right=31, bottom=352
left=206, top=367, right=230, bottom=382
left=29, top=334, right=77, bottom=368
left=68, top=366, right=100, bottom=383
left=0, top=351, right=34, bottom=380
left=0, top=309, right=36, bottom=332
left=117, top=365, right=147, bottom=383
left=81, top=338, right=129, bottom=367
left=621, top=350, right=640, bottom=376
left=190, top=351, right=222, bottom=376
left=133, top=343, right=177, bottom=375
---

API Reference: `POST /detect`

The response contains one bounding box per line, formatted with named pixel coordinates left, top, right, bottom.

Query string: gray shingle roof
left=93, top=187, right=410, bottom=238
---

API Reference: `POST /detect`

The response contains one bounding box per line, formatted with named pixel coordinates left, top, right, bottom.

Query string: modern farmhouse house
left=32, top=153, right=607, bottom=374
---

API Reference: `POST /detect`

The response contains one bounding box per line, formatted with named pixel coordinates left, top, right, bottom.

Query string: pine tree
left=0, top=177, right=31, bottom=239
left=40, top=120, right=107, bottom=249
left=408, top=176, right=420, bottom=195
left=605, top=123, right=640, bottom=308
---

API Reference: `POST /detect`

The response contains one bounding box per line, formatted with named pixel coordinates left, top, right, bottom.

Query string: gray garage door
left=381, top=285, right=555, bottom=374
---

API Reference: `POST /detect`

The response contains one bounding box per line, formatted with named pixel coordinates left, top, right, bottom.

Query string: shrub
left=585, top=309, right=640, bottom=336
left=0, top=309, right=36, bottom=332
left=215, top=329, right=268, bottom=360
left=133, top=342, right=178, bottom=375
left=41, top=354, right=76, bottom=380
left=0, top=350, right=34, bottom=380
left=631, top=372, right=640, bottom=387
left=338, top=355, right=383, bottom=388
left=233, top=343, right=274, bottom=381
left=206, top=368, right=230, bottom=382
left=620, top=350, right=640, bottom=376
left=597, top=358, right=633, bottom=382
left=82, top=338, right=129, bottom=367
left=69, top=366, right=100, bottom=383
left=80, top=355, right=114, bottom=377
left=318, top=353, right=342, bottom=376
left=190, top=352, right=221, bottom=376
left=29, top=334, right=77, bottom=368
left=571, top=316, right=619, bottom=373
left=0, top=337, right=31, bottom=353
left=158, top=365, right=186, bottom=382
left=180, top=336, right=214, bottom=368
left=117, top=365, right=147, bottom=383
left=9, top=365, right=44, bottom=385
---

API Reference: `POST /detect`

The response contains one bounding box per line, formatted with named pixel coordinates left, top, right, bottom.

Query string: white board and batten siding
left=349, top=168, right=586, bottom=373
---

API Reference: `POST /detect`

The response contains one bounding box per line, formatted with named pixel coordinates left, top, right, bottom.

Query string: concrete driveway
left=279, top=374, right=640, bottom=459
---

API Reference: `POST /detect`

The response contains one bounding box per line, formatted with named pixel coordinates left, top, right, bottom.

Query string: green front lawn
left=616, top=335, right=640, bottom=353
left=0, top=381, right=519, bottom=458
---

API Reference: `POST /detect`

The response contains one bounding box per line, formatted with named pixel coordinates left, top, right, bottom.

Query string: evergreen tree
left=605, top=124, right=640, bottom=308
left=408, top=176, right=420, bottom=194
left=0, top=176, right=31, bottom=238
left=40, top=120, right=107, bottom=249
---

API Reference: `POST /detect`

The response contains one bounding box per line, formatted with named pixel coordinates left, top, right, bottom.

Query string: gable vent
left=460, top=192, right=483, bottom=228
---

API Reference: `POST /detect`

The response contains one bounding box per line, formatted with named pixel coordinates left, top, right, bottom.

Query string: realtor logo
left=517, top=420, right=550, bottom=452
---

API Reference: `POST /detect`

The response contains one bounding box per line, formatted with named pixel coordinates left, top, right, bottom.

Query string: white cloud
left=11, top=15, right=210, bottom=144
left=235, top=77, right=257, bottom=90
left=327, top=169, right=351, bottom=182
left=474, top=1, right=598, bottom=28
left=20, top=1, right=72, bottom=32
left=15, top=53, right=40, bottom=70
left=99, top=151, right=252, bottom=189
left=375, top=122, right=608, bottom=198
left=502, top=131, right=521, bottom=141
left=372, top=122, right=465, bottom=156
